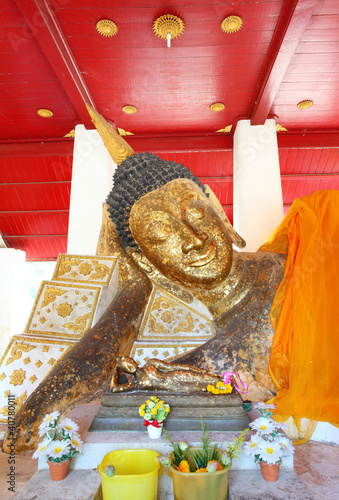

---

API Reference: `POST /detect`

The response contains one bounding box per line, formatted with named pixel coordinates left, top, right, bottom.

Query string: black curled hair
left=106, top=152, right=207, bottom=250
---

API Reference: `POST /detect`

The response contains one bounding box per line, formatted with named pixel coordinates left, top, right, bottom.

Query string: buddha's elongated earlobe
left=202, top=184, right=246, bottom=249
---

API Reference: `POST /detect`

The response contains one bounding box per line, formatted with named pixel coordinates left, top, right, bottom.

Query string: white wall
left=67, top=125, right=117, bottom=255
left=0, top=248, right=26, bottom=354
left=233, top=119, right=284, bottom=251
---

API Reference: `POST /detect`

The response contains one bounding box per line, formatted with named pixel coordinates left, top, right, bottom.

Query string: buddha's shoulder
left=245, top=250, right=286, bottom=273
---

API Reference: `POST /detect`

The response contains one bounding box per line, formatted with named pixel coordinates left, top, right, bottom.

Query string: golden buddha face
left=129, top=179, right=233, bottom=290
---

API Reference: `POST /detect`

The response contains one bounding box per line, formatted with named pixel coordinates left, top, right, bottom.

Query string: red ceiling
left=0, top=0, right=338, bottom=259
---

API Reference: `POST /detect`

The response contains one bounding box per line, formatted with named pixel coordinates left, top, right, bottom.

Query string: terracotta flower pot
left=259, top=461, right=280, bottom=482
left=47, top=459, right=71, bottom=481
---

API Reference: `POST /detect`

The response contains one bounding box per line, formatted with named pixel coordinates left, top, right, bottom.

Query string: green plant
left=161, top=417, right=248, bottom=473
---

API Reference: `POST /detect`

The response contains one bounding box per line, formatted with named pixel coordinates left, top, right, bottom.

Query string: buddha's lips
left=188, top=243, right=216, bottom=267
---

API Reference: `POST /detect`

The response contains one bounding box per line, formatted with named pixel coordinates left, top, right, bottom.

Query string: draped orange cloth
left=260, top=190, right=339, bottom=442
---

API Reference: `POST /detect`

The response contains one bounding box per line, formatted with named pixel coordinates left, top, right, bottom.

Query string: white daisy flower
left=70, top=433, right=83, bottom=452
left=32, top=438, right=52, bottom=459
left=278, top=436, right=294, bottom=454
left=243, top=435, right=262, bottom=456
left=58, top=418, right=79, bottom=435
left=250, top=417, right=275, bottom=435
left=48, top=440, right=71, bottom=459
left=258, top=440, right=282, bottom=464
left=39, top=411, right=60, bottom=430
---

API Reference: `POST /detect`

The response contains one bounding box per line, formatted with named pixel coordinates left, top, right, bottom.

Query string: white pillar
left=0, top=248, right=26, bottom=353
left=67, top=125, right=117, bottom=255
left=233, top=119, right=284, bottom=251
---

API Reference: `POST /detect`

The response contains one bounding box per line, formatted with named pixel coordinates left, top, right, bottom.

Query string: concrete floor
left=0, top=403, right=338, bottom=500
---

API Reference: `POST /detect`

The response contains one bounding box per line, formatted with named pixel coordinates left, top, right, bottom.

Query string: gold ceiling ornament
left=118, top=127, right=135, bottom=136
left=210, top=102, right=225, bottom=112
left=86, top=103, right=134, bottom=165
left=122, top=105, right=138, bottom=115
left=37, top=108, right=53, bottom=118
left=297, top=99, right=313, bottom=110
left=276, top=123, right=288, bottom=132
left=64, top=129, right=75, bottom=138
left=153, top=14, right=185, bottom=47
left=96, top=19, right=118, bottom=37
left=215, top=125, right=233, bottom=133
left=221, top=16, right=243, bottom=34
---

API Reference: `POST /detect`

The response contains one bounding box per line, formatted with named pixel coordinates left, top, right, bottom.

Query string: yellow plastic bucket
left=166, top=447, right=231, bottom=500
left=98, top=449, right=163, bottom=500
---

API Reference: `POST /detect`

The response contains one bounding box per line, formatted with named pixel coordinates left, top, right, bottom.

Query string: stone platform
left=15, top=470, right=102, bottom=500
left=228, top=470, right=314, bottom=499
left=18, top=467, right=311, bottom=500
left=90, top=390, right=250, bottom=432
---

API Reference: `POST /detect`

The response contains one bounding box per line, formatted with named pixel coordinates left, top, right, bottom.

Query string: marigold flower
left=207, top=384, right=214, bottom=392
left=178, top=460, right=190, bottom=473
left=150, top=408, right=157, bottom=415
left=216, top=381, right=224, bottom=388
left=195, top=467, right=207, bottom=473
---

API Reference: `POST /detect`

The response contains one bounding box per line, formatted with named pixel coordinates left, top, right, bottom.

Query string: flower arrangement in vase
left=138, top=396, right=170, bottom=438
left=158, top=418, right=248, bottom=500
left=32, top=411, right=83, bottom=481
left=244, top=403, right=294, bottom=482
left=160, top=417, right=247, bottom=473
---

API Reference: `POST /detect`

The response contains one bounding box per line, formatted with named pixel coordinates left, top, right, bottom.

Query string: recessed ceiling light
left=210, top=102, right=225, bottom=112
left=37, top=109, right=53, bottom=118
left=221, top=16, right=243, bottom=34
left=297, top=100, right=313, bottom=110
left=96, top=20, right=118, bottom=37
left=122, top=105, right=138, bottom=115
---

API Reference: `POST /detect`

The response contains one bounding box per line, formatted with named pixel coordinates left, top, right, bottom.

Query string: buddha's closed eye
left=147, top=219, right=172, bottom=242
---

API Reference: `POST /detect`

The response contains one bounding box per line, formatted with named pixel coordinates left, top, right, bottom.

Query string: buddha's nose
left=181, top=229, right=207, bottom=254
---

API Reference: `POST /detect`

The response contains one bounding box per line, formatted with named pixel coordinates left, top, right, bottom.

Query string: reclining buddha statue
left=3, top=108, right=288, bottom=453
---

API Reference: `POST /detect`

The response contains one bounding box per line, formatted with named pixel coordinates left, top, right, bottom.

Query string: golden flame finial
left=85, top=104, right=134, bottom=165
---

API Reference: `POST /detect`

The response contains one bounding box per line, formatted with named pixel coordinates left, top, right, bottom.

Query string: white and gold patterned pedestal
left=0, top=336, right=75, bottom=421
left=0, top=254, right=118, bottom=423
